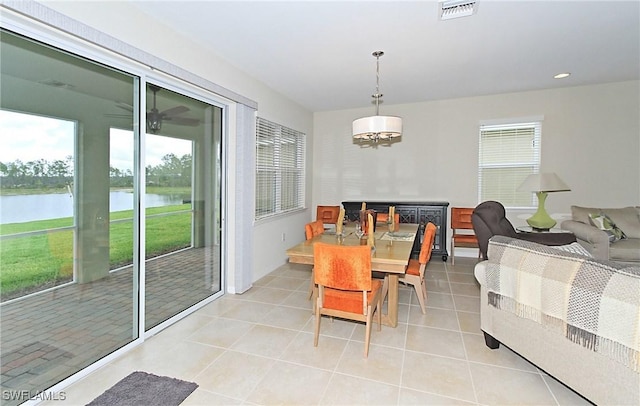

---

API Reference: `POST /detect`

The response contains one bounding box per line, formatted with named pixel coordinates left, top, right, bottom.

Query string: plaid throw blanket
left=484, top=236, right=640, bottom=373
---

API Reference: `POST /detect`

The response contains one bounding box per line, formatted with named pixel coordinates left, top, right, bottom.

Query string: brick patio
left=0, top=247, right=220, bottom=405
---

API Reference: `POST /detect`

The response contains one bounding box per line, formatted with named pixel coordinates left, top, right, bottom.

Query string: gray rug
left=86, top=371, right=198, bottom=406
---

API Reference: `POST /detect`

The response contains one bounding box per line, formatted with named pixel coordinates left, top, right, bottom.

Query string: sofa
left=561, top=205, right=640, bottom=263
left=474, top=236, right=640, bottom=405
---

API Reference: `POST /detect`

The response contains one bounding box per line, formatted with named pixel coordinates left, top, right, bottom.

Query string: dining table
left=285, top=222, right=419, bottom=328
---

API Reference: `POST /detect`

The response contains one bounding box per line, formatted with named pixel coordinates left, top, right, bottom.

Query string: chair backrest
left=376, top=212, right=400, bottom=226
left=305, top=219, right=325, bottom=240
left=419, top=222, right=437, bottom=265
left=471, top=201, right=518, bottom=259
left=451, top=207, right=475, bottom=230
left=313, top=243, right=372, bottom=291
left=316, top=205, right=340, bottom=225
left=359, top=209, right=378, bottom=233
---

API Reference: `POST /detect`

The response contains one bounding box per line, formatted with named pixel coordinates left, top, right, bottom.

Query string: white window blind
left=478, top=121, right=541, bottom=207
left=256, top=117, right=305, bottom=220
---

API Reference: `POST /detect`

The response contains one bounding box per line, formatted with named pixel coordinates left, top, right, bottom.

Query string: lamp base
left=525, top=191, right=557, bottom=231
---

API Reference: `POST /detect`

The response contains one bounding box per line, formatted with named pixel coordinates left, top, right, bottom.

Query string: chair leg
left=364, top=307, right=373, bottom=357
left=314, top=302, right=321, bottom=347
left=377, top=293, right=382, bottom=331
left=414, top=281, right=427, bottom=314
left=380, top=275, right=389, bottom=305
left=451, top=239, right=455, bottom=265
left=308, top=268, right=315, bottom=300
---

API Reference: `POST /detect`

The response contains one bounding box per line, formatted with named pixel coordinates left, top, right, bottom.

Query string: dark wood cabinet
left=342, top=201, right=449, bottom=261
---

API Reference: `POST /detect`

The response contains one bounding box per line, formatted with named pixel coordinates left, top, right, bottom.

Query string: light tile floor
left=47, top=257, right=592, bottom=405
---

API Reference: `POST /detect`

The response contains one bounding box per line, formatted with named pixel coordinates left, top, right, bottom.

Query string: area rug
left=86, top=371, right=198, bottom=406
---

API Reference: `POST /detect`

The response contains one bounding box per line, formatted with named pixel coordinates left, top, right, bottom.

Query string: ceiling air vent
left=439, top=0, right=478, bottom=20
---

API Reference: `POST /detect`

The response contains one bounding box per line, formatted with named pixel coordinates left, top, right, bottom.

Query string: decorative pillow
left=571, top=205, right=600, bottom=225
left=603, top=207, right=640, bottom=239
left=588, top=212, right=627, bottom=242
left=553, top=242, right=593, bottom=257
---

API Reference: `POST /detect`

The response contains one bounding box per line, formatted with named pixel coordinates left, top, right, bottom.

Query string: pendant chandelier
left=352, top=51, right=403, bottom=143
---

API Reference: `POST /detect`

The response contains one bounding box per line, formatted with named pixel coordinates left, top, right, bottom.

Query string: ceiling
left=130, top=1, right=640, bottom=112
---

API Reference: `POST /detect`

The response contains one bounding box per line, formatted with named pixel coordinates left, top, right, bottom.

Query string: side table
left=516, top=225, right=577, bottom=246
left=516, top=226, right=574, bottom=234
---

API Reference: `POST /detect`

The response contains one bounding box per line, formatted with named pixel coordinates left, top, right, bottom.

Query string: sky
left=1, top=110, right=191, bottom=173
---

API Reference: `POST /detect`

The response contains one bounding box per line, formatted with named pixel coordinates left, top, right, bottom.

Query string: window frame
left=255, top=117, right=306, bottom=220
left=477, top=119, right=542, bottom=208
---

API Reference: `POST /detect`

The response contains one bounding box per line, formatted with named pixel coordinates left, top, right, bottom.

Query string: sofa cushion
left=603, top=207, right=640, bottom=239
left=589, top=213, right=626, bottom=242
left=571, top=205, right=640, bottom=239
left=609, top=238, right=640, bottom=262
left=571, top=205, right=600, bottom=225
left=553, top=242, right=593, bottom=257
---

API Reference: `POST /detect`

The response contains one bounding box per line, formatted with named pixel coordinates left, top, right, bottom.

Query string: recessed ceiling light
left=554, top=72, right=571, bottom=79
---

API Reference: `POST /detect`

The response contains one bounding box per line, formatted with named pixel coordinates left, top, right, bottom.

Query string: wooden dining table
left=285, top=223, right=419, bottom=328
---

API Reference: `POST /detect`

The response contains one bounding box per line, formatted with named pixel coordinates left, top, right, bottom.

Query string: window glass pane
left=256, top=170, right=276, bottom=216
left=0, top=111, right=75, bottom=296
left=255, top=117, right=305, bottom=219
left=480, top=166, right=536, bottom=206
left=143, top=83, right=223, bottom=331
left=478, top=122, right=541, bottom=206
left=145, top=134, right=192, bottom=260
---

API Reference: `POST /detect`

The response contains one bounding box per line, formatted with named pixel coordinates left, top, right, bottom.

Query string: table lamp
left=517, top=172, right=570, bottom=230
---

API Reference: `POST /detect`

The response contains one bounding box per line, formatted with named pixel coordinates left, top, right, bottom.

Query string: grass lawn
left=0, top=204, right=191, bottom=299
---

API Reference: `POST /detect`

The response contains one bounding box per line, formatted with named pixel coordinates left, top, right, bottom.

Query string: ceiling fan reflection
left=107, top=85, right=199, bottom=133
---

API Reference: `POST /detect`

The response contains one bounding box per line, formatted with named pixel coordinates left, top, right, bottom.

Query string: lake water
left=0, top=191, right=186, bottom=224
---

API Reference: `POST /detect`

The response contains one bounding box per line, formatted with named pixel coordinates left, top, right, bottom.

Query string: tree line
left=0, top=153, right=192, bottom=190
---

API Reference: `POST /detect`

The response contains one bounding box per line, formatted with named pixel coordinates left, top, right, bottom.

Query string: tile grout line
left=446, top=259, right=481, bottom=405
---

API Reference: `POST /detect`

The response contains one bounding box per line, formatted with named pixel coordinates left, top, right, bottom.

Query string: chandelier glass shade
left=352, top=51, right=402, bottom=143
left=352, top=115, right=402, bottom=141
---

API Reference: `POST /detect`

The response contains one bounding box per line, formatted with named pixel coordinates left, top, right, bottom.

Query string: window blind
left=478, top=122, right=541, bottom=207
left=255, top=117, right=305, bottom=220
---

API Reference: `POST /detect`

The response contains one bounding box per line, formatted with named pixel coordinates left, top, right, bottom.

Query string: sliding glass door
left=0, top=29, right=224, bottom=403
left=143, top=83, right=223, bottom=330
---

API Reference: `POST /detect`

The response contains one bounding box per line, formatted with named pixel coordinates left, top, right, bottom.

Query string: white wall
left=313, top=81, right=640, bottom=253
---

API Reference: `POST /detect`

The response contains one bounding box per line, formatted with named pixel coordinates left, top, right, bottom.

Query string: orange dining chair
left=305, top=219, right=325, bottom=240
left=450, top=207, right=480, bottom=265
left=383, top=222, right=437, bottom=314
left=305, top=219, right=325, bottom=300
left=358, top=209, right=378, bottom=234
left=376, top=212, right=400, bottom=232
left=316, top=205, right=341, bottom=227
left=313, top=242, right=382, bottom=357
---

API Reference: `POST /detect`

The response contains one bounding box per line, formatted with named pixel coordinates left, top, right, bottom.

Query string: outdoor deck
left=0, top=247, right=221, bottom=403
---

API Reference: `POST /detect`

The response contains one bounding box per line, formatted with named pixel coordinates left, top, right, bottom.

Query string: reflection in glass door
left=143, top=83, right=222, bottom=330
left=0, top=29, right=138, bottom=405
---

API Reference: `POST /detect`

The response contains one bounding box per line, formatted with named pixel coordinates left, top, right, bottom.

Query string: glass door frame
left=139, top=76, right=228, bottom=336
